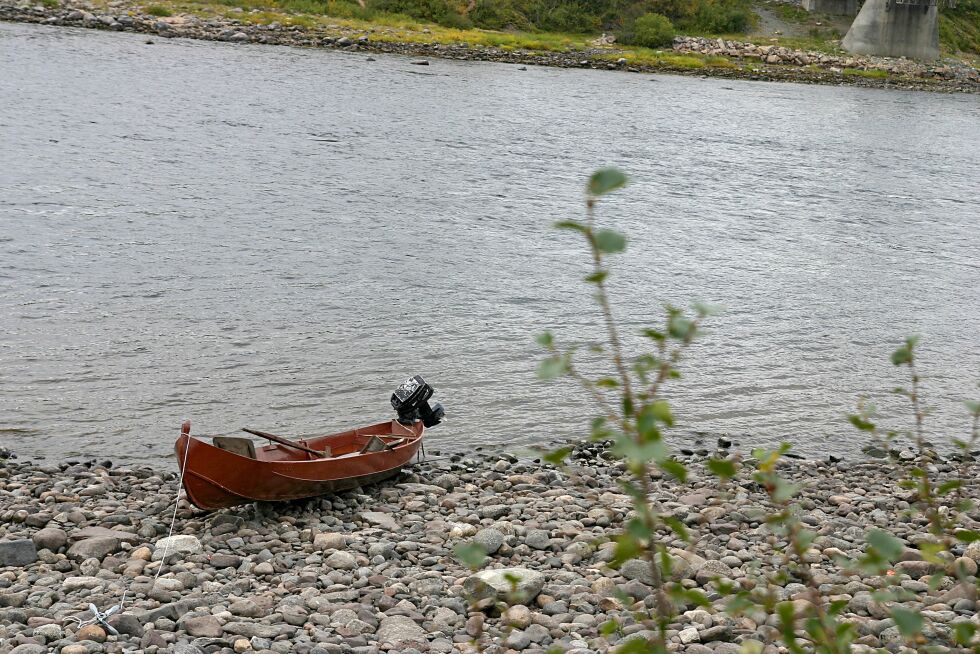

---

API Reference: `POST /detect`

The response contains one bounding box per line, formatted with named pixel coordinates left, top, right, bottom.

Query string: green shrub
left=939, top=0, right=980, bottom=53
left=366, top=0, right=471, bottom=28
left=641, top=0, right=753, bottom=33
left=145, top=4, right=173, bottom=15
left=469, top=0, right=533, bottom=30
left=624, top=12, right=675, bottom=47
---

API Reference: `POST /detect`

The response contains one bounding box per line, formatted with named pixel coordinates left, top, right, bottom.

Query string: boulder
left=152, top=535, right=203, bottom=560
left=68, top=537, right=120, bottom=562
left=0, top=539, right=38, bottom=567
left=463, top=568, right=546, bottom=604
left=376, top=615, right=426, bottom=643
left=360, top=511, right=399, bottom=531
left=473, top=528, right=504, bottom=555
left=32, top=528, right=68, bottom=551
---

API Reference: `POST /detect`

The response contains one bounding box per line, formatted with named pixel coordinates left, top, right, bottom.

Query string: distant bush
left=367, top=0, right=472, bottom=28
left=642, top=0, right=753, bottom=33
left=939, top=0, right=980, bottom=53
left=686, top=0, right=752, bottom=33
left=621, top=12, right=675, bottom=47
left=353, top=0, right=754, bottom=35
left=145, top=4, right=173, bottom=15
left=469, top=0, right=534, bottom=30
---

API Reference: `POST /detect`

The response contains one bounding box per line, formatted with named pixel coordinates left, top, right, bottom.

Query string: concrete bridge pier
left=842, top=0, right=940, bottom=60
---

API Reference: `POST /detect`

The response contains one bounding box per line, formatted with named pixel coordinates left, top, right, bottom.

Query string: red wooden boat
left=174, top=376, right=444, bottom=510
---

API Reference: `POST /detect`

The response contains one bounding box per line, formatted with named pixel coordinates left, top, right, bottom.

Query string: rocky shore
left=1, top=0, right=978, bottom=94
left=2, top=440, right=979, bottom=654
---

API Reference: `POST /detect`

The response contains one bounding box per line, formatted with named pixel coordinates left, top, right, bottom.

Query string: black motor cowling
left=391, top=375, right=444, bottom=428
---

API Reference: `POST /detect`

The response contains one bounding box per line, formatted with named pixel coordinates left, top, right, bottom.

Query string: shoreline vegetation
left=1, top=0, right=978, bottom=93
left=2, top=443, right=980, bottom=653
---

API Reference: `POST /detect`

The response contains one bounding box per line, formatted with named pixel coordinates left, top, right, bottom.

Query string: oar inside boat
left=241, top=427, right=329, bottom=459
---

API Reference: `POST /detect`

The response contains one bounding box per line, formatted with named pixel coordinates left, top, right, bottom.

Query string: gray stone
left=152, top=534, right=203, bottom=559
left=71, top=526, right=140, bottom=544
left=0, top=539, right=38, bottom=567
left=10, top=645, right=47, bottom=654
left=107, top=613, right=143, bottom=637
left=223, top=621, right=281, bottom=639
left=68, top=536, right=120, bottom=561
left=376, top=615, right=426, bottom=643
left=360, top=512, right=398, bottom=531
left=463, top=568, right=546, bottom=604
left=313, top=532, right=346, bottom=550
left=325, top=550, right=357, bottom=570
left=184, top=615, right=223, bottom=637
left=210, top=553, right=242, bottom=568
left=506, top=628, right=532, bottom=650
left=473, top=528, right=504, bottom=555
left=696, top=559, right=734, bottom=585
left=32, top=623, right=63, bottom=642
left=525, top=529, right=551, bottom=550
left=32, top=528, right=68, bottom=551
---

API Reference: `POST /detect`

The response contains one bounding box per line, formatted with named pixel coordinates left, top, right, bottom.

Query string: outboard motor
left=391, top=375, right=444, bottom=428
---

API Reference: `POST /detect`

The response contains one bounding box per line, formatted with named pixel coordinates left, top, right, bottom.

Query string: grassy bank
left=109, top=0, right=979, bottom=64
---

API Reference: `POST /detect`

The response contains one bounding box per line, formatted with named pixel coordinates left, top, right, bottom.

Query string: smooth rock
left=0, top=539, right=38, bottom=567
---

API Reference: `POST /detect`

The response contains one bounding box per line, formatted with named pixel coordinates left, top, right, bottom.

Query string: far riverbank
left=1, top=0, right=978, bottom=94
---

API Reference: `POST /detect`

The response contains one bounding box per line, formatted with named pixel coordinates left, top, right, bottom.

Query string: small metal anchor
left=66, top=603, right=121, bottom=636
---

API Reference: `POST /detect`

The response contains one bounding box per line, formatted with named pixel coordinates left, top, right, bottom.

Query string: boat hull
left=175, top=420, right=423, bottom=510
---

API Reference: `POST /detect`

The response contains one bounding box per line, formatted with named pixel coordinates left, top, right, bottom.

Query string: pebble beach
left=2, top=441, right=979, bottom=654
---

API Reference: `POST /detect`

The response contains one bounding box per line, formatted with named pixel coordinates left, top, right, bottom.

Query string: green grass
left=769, top=3, right=813, bottom=23
left=843, top=67, right=888, bottom=78
left=145, top=4, right=173, bottom=15
left=939, top=0, right=980, bottom=55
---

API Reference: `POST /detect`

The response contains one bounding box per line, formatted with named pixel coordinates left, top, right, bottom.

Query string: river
left=1, top=21, right=978, bottom=463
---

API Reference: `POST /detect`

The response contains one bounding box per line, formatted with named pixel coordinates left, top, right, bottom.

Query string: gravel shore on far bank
left=2, top=441, right=979, bottom=654
left=1, top=1, right=978, bottom=94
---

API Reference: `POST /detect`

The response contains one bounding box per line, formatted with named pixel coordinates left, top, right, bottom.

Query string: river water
left=1, top=22, right=978, bottom=463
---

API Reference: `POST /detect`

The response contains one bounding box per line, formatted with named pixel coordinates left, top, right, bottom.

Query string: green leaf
left=772, top=479, right=801, bottom=503
left=641, top=328, right=666, bottom=343
left=454, top=543, right=487, bottom=570
left=848, top=415, right=876, bottom=432
left=599, top=619, right=620, bottom=637
left=596, top=377, right=620, bottom=388
left=553, top=220, right=587, bottom=232
left=659, top=458, right=687, bottom=482
left=954, top=530, right=980, bottom=543
left=938, top=480, right=962, bottom=496
left=542, top=447, right=573, bottom=467
left=537, top=356, right=567, bottom=380
left=891, top=344, right=913, bottom=366
left=587, top=168, right=628, bottom=196
left=584, top=270, right=608, bottom=284
left=615, top=639, right=657, bottom=654
left=535, top=331, right=554, bottom=348
left=867, top=529, right=904, bottom=561
left=663, top=516, right=689, bottom=542
left=966, top=400, right=980, bottom=416
left=650, top=400, right=674, bottom=426
left=611, top=534, right=642, bottom=566
left=707, top=458, right=737, bottom=480
left=891, top=606, right=923, bottom=638
left=693, top=302, right=722, bottom=317
left=953, top=622, right=976, bottom=646
left=668, top=313, right=695, bottom=340
left=594, top=229, right=626, bottom=254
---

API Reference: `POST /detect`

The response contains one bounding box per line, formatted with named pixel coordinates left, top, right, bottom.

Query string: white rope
left=67, top=426, right=192, bottom=633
